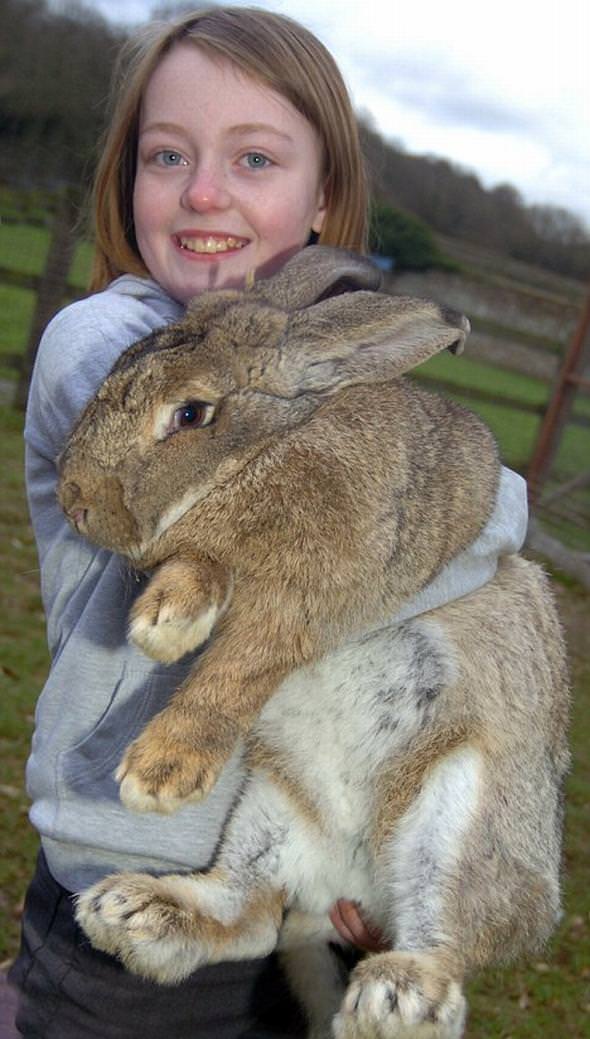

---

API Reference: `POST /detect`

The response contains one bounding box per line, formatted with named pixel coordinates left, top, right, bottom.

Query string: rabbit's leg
left=334, top=746, right=481, bottom=1039
left=129, top=555, right=231, bottom=663
left=75, top=868, right=284, bottom=984
left=117, top=620, right=292, bottom=811
left=76, top=771, right=297, bottom=983
left=280, top=911, right=351, bottom=1039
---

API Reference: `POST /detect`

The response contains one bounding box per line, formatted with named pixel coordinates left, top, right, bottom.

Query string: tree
left=369, top=201, right=453, bottom=271
left=0, top=0, right=125, bottom=188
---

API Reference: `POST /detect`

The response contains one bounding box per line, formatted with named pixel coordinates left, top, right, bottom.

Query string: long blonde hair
left=90, top=6, right=368, bottom=291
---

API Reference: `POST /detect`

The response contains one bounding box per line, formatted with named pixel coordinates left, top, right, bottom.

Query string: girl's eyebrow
left=229, top=123, right=294, bottom=143
left=139, top=120, right=294, bottom=144
left=139, top=121, right=191, bottom=137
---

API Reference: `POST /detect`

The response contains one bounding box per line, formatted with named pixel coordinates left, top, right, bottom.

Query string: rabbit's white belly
left=280, top=802, right=379, bottom=917
left=248, top=616, right=456, bottom=923
left=229, top=759, right=385, bottom=923
left=256, top=615, right=455, bottom=830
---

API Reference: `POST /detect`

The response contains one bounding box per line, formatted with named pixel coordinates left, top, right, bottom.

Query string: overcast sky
left=77, top=0, right=590, bottom=229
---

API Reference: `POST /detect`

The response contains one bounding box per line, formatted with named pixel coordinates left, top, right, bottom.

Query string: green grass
left=0, top=221, right=92, bottom=287
left=0, top=407, right=49, bottom=965
left=0, top=283, right=36, bottom=380
left=0, top=223, right=51, bottom=277
left=470, top=314, right=564, bottom=354
left=417, top=352, right=551, bottom=408
left=417, top=348, right=590, bottom=422
left=69, top=239, right=94, bottom=289
left=1, top=402, right=589, bottom=1039
left=0, top=223, right=93, bottom=382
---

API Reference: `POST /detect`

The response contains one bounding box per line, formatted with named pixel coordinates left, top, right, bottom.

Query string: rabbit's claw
left=116, top=716, right=234, bottom=813
left=128, top=559, right=229, bottom=663
left=333, top=952, right=466, bottom=1039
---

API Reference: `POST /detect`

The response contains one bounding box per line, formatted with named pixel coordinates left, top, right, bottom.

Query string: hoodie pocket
left=57, top=660, right=190, bottom=799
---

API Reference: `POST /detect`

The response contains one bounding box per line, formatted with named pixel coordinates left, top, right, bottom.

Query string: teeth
left=179, top=235, right=247, bottom=254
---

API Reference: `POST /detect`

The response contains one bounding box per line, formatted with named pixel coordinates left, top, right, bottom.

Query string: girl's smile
left=133, top=43, right=327, bottom=303
left=174, top=231, right=249, bottom=257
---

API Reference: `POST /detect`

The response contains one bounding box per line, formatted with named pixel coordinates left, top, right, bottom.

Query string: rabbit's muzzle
left=58, top=470, right=141, bottom=558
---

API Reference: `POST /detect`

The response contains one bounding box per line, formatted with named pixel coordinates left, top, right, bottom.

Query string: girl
left=9, top=7, right=528, bottom=1038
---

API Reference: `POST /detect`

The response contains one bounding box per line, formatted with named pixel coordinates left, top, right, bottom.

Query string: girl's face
left=133, top=43, right=327, bottom=303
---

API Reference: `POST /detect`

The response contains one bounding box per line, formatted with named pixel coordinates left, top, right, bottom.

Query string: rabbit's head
left=58, top=246, right=469, bottom=564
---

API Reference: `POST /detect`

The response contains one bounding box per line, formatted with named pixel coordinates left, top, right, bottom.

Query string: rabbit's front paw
left=75, top=872, right=209, bottom=983
left=333, top=952, right=466, bottom=1039
left=116, top=714, right=237, bottom=813
left=129, top=559, right=231, bottom=663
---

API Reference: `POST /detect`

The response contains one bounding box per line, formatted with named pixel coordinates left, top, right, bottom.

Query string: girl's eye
left=155, top=150, right=188, bottom=167
left=170, top=401, right=215, bottom=434
left=241, top=152, right=272, bottom=170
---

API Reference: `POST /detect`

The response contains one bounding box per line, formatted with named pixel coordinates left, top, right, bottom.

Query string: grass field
left=0, top=401, right=589, bottom=1036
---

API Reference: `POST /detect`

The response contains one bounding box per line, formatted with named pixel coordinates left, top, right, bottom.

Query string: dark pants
left=8, top=852, right=305, bottom=1038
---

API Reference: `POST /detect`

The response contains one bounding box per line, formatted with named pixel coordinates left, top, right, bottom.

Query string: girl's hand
left=329, top=899, right=388, bottom=952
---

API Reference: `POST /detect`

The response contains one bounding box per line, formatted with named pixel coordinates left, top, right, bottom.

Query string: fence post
left=15, top=187, right=80, bottom=410
left=527, top=285, right=590, bottom=506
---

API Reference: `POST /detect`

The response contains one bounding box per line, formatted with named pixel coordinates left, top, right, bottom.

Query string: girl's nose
left=181, top=163, right=231, bottom=213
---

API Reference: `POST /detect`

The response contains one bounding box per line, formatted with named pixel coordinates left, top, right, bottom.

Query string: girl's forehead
left=138, top=42, right=322, bottom=156
left=143, top=43, right=294, bottom=120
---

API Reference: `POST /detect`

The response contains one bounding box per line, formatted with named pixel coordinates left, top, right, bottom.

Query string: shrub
left=369, top=201, right=457, bottom=271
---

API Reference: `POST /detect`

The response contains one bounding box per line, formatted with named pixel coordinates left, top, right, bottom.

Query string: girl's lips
left=173, top=232, right=250, bottom=257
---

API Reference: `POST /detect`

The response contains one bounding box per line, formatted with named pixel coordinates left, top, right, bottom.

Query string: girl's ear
left=311, top=183, right=327, bottom=235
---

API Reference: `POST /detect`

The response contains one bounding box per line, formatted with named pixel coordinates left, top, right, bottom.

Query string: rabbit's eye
left=171, top=401, right=215, bottom=433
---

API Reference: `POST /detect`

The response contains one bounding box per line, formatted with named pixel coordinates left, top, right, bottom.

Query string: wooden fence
left=389, top=266, right=590, bottom=576
left=0, top=187, right=82, bottom=407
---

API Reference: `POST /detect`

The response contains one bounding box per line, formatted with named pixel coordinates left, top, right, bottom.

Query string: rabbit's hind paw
left=333, top=952, right=466, bottom=1039
left=75, top=872, right=209, bottom=983
left=129, top=558, right=231, bottom=663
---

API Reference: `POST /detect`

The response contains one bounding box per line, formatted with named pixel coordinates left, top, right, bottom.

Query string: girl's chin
left=168, top=267, right=251, bottom=302
left=162, top=244, right=301, bottom=301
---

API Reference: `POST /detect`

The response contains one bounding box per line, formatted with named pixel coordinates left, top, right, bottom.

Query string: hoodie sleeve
left=394, top=465, right=529, bottom=623
left=23, top=284, right=183, bottom=657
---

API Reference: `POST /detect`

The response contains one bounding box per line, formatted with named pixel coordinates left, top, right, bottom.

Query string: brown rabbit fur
left=58, top=246, right=497, bottom=813
left=62, top=247, right=569, bottom=1038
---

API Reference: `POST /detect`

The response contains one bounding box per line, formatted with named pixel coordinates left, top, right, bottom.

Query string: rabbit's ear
left=253, top=245, right=382, bottom=311
left=256, top=290, right=469, bottom=398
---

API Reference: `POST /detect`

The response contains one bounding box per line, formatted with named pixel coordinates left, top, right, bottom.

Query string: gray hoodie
left=24, top=274, right=528, bottom=893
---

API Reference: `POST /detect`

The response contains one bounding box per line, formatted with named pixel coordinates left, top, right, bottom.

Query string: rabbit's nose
left=68, top=507, right=88, bottom=533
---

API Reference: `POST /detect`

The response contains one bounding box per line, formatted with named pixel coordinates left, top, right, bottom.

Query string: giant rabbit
left=59, top=247, right=569, bottom=1038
